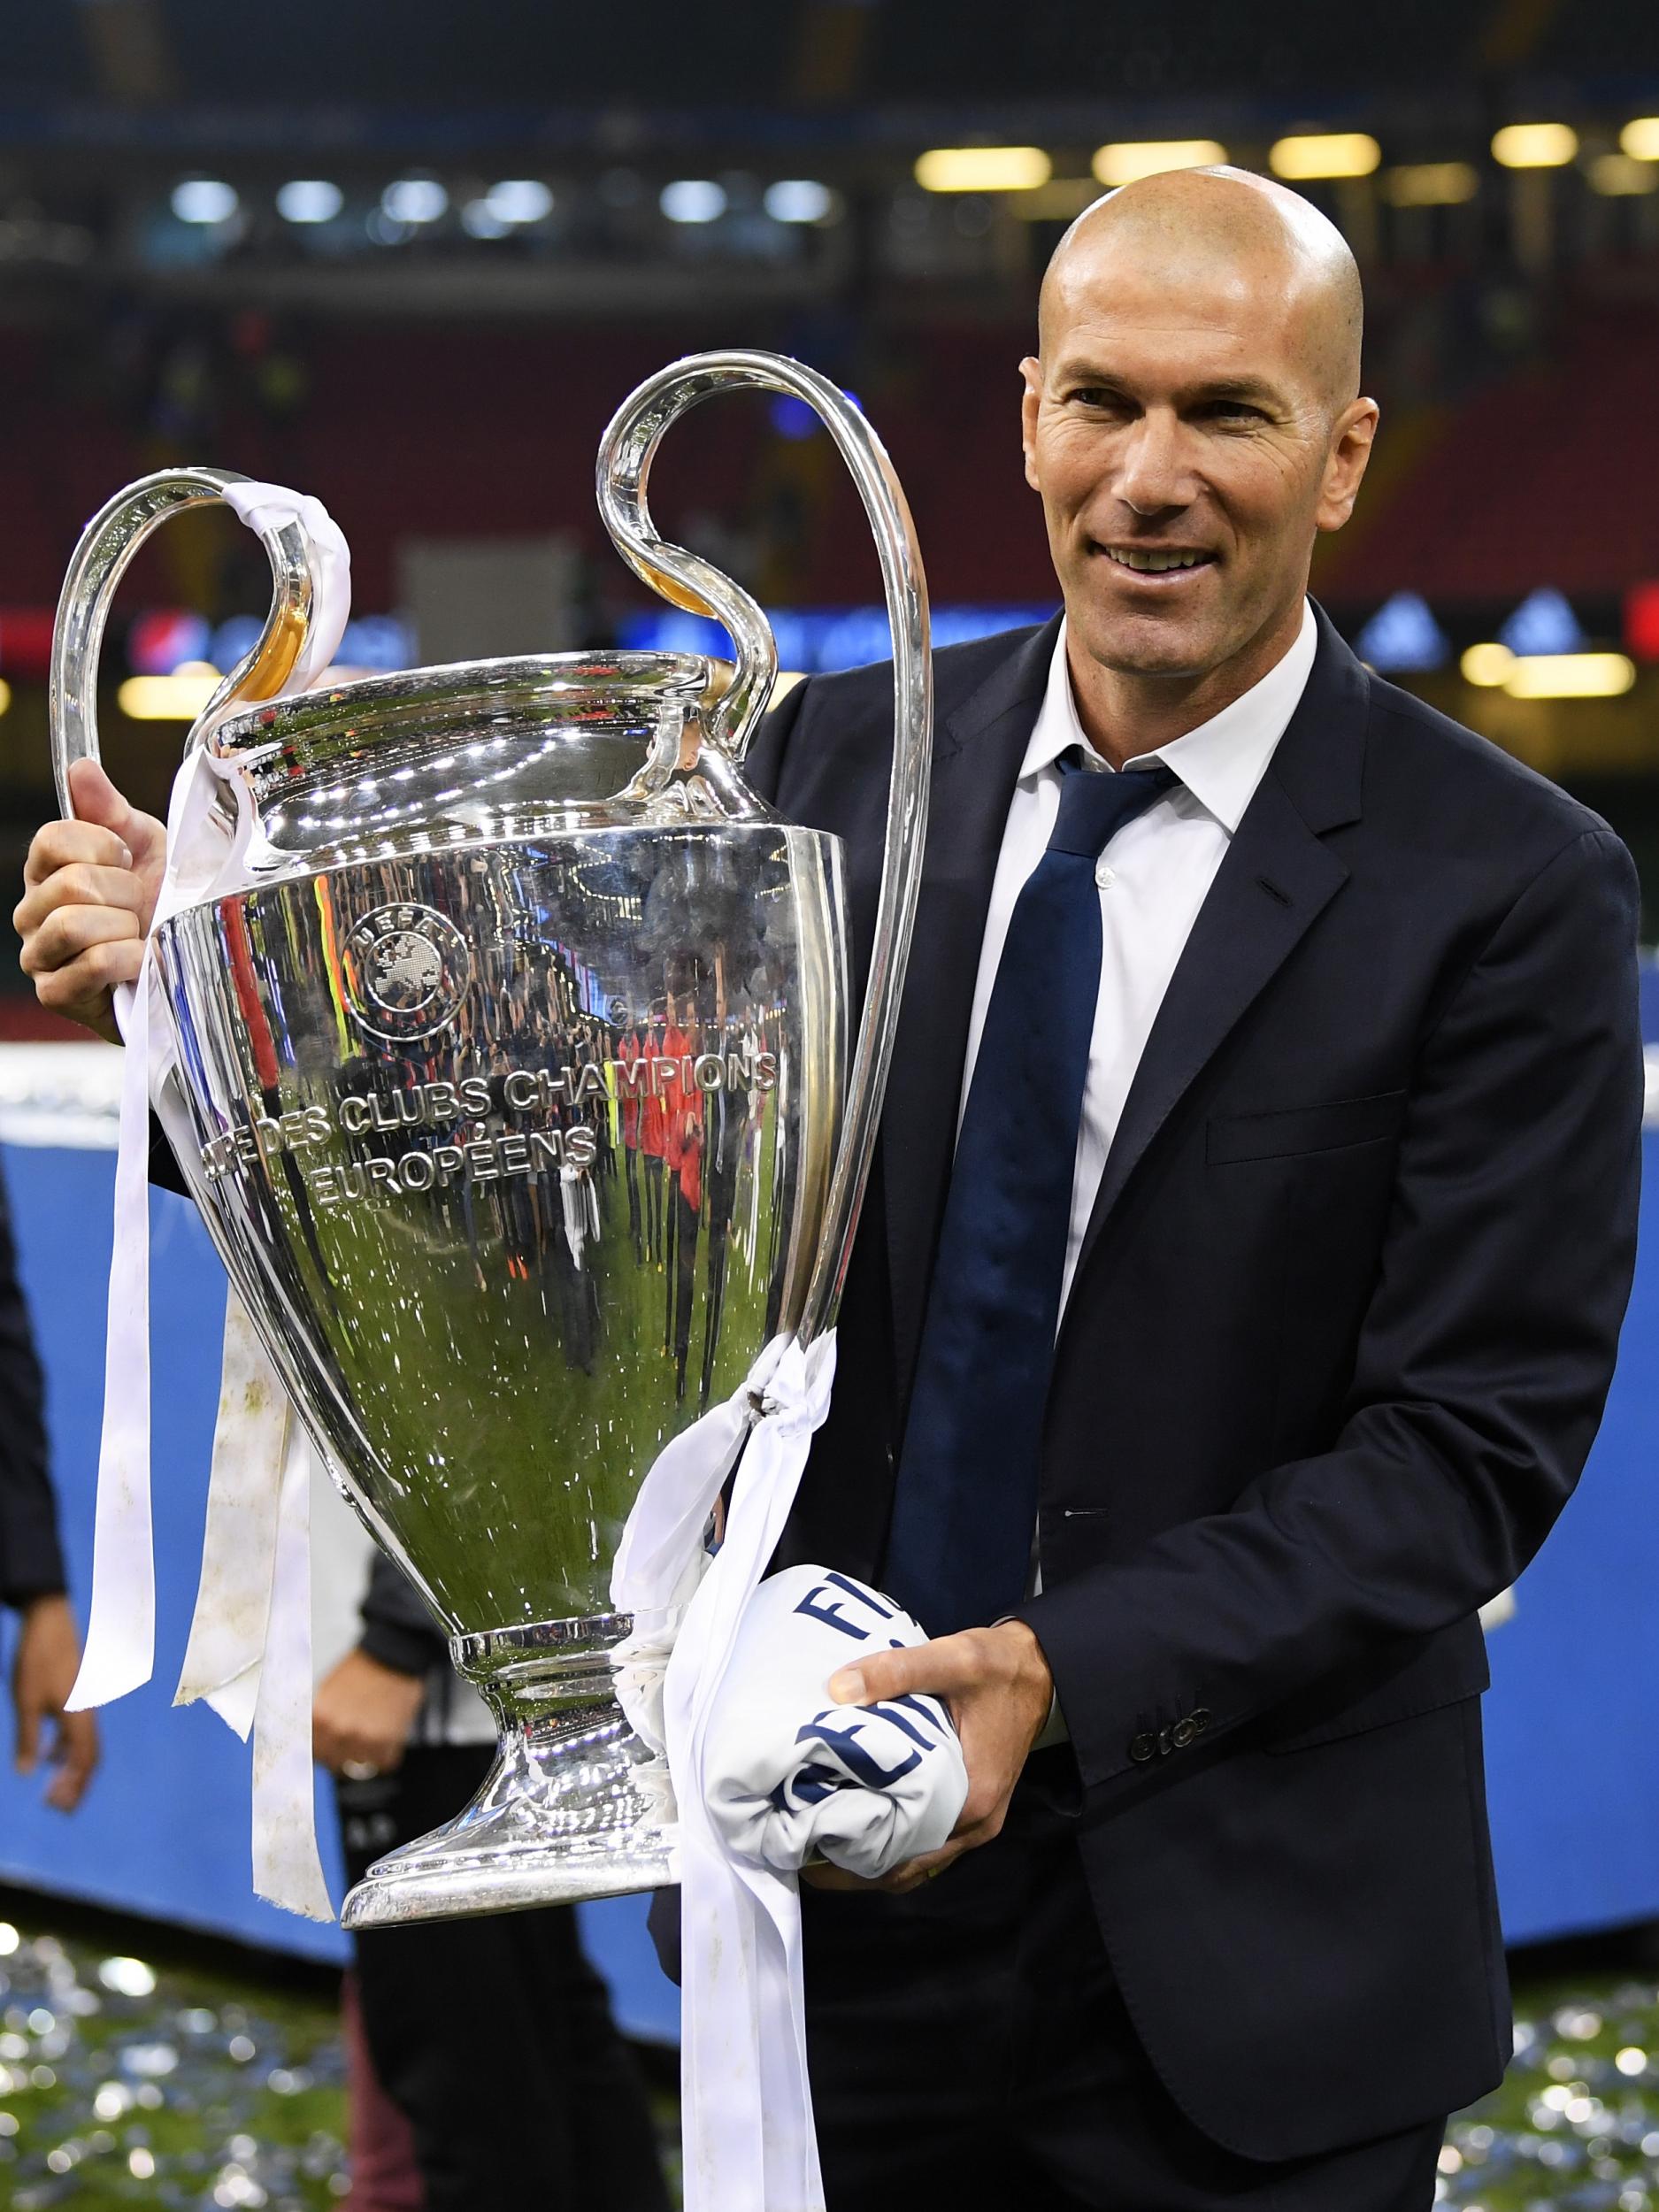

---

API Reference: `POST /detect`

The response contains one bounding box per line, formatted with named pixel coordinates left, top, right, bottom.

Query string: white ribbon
left=250, top=1412, right=334, bottom=1920
left=612, top=1331, right=839, bottom=2212
left=174, top=1289, right=290, bottom=1738
left=67, top=484, right=349, bottom=1924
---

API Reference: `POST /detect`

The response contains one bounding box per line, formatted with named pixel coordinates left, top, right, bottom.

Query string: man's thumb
left=65, top=757, right=137, bottom=838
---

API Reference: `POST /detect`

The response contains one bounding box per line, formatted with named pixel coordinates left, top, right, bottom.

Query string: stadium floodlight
left=462, top=202, right=511, bottom=239
left=381, top=179, right=449, bottom=224
left=484, top=180, right=554, bottom=226
left=914, top=147, right=1052, bottom=194
left=1092, top=140, right=1226, bottom=188
left=1503, top=653, right=1635, bottom=699
left=1491, top=123, right=1578, bottom=169
left=661, top=180, right=728, bottom=224
left=1620, top=118, right=1659, bottom=162
left=119, top=665, right=223, bottom=721
left=1355, top=593, right=1448, bottom=674
left=1500, top=588, right=1584, bottom=657
left=1460, top=642, right=1514, bottom=687
left=171, top=179, right=239, bottom=225
left=1382, top=162, right=1480, bottom=207
left=764, top=180, right=838, bottom=224
left=275, top=180, right=344, bottom=225
left=1591, top=154, right=1659, bottom=196
left=1269, top=134, right=1380, bottom=180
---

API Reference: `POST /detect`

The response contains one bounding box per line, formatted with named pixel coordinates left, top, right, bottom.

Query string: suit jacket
left=0, top=1159, right=64, bottom=1608
left=744, top=606, right=1643, bottom=2160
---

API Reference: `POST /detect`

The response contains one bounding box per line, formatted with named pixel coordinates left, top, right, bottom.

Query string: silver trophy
left=50, top=354, right=931, bottom=1926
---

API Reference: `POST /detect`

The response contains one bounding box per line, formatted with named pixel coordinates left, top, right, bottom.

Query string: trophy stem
left=340, top=1615, right=679, bottom=1930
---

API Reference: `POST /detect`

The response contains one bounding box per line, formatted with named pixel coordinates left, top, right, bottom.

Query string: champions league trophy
left=50, top=354, right=930, bottom=1928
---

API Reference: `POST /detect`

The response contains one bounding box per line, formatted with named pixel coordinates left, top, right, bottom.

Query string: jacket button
left=1129, top=1732, right=1156, bottom=1764
left=1171, top=1718, right=1196, bottom=1749
left=1190, top=1709, right=1212, bottom=1733
left=1157, top=1726, right=1174, bottom=1757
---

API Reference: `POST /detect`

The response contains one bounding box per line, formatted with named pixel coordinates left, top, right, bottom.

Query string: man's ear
left=1316, top=396, right=1380, bottom=534
left=1019, top=357, right=1044, bottom=492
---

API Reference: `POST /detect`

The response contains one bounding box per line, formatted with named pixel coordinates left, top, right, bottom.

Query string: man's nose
left=1113, top=410, right=1194, bottom=515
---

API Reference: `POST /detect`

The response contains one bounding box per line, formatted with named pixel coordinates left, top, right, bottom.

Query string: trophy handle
left=596, top=351, right=933, bottom=1341
left=50, top=467, right=320, bottom=818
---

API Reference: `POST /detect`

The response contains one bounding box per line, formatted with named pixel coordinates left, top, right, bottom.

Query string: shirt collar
left=1022, top=599, right=1318, bottom=834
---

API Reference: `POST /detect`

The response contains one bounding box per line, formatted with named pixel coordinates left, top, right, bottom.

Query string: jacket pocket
left=1207, top=1089, right=1407, bottom=1166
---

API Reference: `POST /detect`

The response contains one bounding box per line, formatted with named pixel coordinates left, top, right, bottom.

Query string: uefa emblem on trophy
left=50, top=352, right=931, bottom=1928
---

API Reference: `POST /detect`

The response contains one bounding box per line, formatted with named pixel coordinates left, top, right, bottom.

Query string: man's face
left=1021, top=242, right=1371, bottom=685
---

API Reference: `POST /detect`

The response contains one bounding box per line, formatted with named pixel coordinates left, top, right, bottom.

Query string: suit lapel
left=1064, top=607, right=1371, bottom=1303
left=883, top=618, right=1058, bottom=1405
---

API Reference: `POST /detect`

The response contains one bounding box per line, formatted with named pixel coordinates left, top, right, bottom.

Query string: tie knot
left=1048, top=752, right=1179, bottom=858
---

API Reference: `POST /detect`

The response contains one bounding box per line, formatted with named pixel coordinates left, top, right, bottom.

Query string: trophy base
left=340, top=1614, right=680, bottom=1930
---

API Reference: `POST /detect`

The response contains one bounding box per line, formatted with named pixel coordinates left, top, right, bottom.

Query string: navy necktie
left=883, top=750, right=1180, bottom=1636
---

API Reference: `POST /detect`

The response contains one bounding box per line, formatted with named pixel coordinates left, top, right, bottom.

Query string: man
left=0, top=1157, right=98, bottom=1814
left=12, top=166, right=1643, bottom=2208
left=311, top=1555, right=671, bottom=2212
left=689, top=165, right=1640, bottom=2208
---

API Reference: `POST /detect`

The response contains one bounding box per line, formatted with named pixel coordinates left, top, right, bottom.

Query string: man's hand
left=311, top=1647, right=426, bottom=1778
left=14, top=760, right=166, bottom=1043
left=803, top=1619, right=1054, bottom=1896
left=12, top=1594, right=99, bottom=1812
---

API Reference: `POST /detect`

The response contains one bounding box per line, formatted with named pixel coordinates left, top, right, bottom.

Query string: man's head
left=1021, top=166, right=1378, bottom=702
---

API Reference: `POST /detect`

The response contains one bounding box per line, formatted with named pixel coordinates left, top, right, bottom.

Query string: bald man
left=662, top=167, right=1641, bottom=2208
left=15, top=173, right=1644, bottom=2208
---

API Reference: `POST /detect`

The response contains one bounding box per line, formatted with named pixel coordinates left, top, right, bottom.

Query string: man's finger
left=32, top=941, right=145, bottom=1010
left=21, top=819, right=134, bottom=891
left=45, top=1711, right=98, bottom=1812
left=878, top=1836, right=975, bottom=1893
left=826, top=1631, right=977, bottom=1708
left=14, top=1694, right=39, bottom=1773
left=21, top=905, right=142, bottom=978
left=20, top=860, right=151, bottom=925
left=800, top=1861, right=885, bottom=1893
left=65, top=757, right=145, bottom=845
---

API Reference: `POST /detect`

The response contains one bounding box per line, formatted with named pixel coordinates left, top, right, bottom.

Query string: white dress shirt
left=961, top=599, right=1318, bottom=1318
left=964, top=603, right=1317, bottom=1707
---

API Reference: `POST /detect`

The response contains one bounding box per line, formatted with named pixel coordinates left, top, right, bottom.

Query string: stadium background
left=1, top=4, right=1658, bottom=2206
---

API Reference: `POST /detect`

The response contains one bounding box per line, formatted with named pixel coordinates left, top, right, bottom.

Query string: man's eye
left=1202, top=401, right=1268, bottom=424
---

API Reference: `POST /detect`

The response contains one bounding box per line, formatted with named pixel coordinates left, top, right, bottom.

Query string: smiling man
left=12, top=167, right=1646, bottom=2212
left=720, top=166, right=1643, bottom=2208
left=1026, top=170, right=1372, bottom=744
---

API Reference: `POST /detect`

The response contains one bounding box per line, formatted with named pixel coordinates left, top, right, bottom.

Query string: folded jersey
left=701, top=1563, right=969, bottom=1879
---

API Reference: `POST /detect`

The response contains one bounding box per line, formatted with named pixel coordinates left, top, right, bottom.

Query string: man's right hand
left=13, top=760, right=166, bottom=1043
left=312, top=1647, right=426, bottom=1778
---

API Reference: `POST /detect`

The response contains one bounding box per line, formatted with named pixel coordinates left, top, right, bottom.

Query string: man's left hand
left=803, top=1619, right=1053, bottom=1895
left=12, top=1594, right=99, bottom=1813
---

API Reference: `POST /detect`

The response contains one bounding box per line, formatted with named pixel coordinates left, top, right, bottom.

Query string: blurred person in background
left=310, top=1502, right=671, bottom=2212
left=0, top=1157, right=97, bottom=1814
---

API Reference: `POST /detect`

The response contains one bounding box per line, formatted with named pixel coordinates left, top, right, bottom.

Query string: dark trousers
left=798, top=1755, right=1446, bottom=2211
left=338, top=1747, right=670, bottom=2212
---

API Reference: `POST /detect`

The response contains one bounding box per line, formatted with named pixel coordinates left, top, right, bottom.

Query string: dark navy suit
left=0, top=1163, right=63, bottom=1610
left=693, top=605, right=1643, bottom=2200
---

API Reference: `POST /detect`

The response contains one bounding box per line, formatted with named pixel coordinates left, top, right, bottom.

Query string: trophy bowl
left=50, top=353, right=931, bottom=1926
